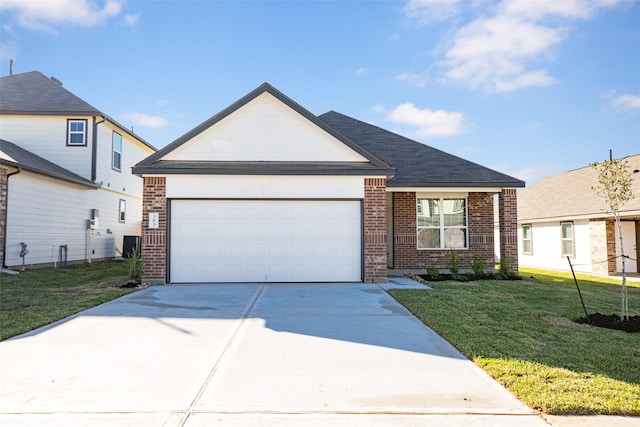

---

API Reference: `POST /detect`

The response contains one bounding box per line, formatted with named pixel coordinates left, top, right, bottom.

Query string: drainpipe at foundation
left=2, top=167, right=22, bottom=269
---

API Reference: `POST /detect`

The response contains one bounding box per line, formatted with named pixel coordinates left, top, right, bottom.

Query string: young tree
left=591, top=158, right=635, bottom=321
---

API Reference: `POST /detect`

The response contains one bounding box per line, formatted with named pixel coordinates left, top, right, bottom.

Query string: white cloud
left=490, top=162, right=559, bottom=182
left=394, top=71, right=430, bottom=88
left=0, top=0, right=124, bottom=31
left=124, top=13, right=139, bottom=27
left=611, top=94, right=640, bottom=112
left=156, top=99, right=170, bottom=108
left=355, top=67, right=368, bottom=76
left=403, top=0, right=460, bottom=25
left=403, top=0, right=625, bottom=92
left=386, top=103, right=464, bottom=138
left=121, top=112, right=168, bottom=129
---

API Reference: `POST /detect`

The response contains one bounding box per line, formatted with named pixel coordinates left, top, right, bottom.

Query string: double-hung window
left=112, top=131, right=122, bottom=171
left=522, top=224, right=533, bottom=255
left=417, top=197, right=467, bottom=249
left=561, top=222, right=574, bottom=257
left=67, top=119, right=87, bottom=146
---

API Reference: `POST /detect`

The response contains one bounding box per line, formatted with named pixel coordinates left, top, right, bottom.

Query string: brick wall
left=0, top=168, right=7, bottom=266
left=499, top=188, right=518, bottom=274
left=141, top=176, right=167, bottom=284
left=589, top=219, right=609, bottom=276
left=392, top=191, right=494, bottom=270
left=364, top=178, right=387, bottom=282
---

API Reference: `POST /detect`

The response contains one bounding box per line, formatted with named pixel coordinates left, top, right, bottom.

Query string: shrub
left=472, top=255, right=486, bottom=277
left=449, top=250, right=462, bottom=280
left=426, top=266, right=440, bottom=280
left=127, top=249, right=143, bottom=284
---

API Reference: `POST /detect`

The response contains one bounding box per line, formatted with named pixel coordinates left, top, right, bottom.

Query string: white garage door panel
left=170, top=200, right=362, bottom=283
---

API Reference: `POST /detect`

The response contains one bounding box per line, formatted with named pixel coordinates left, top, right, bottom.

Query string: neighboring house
left=133, top=83, right=524, bottom=284
left=0, top=71, right=156, bottom=268
left=517, top=154, right=640, bottom=276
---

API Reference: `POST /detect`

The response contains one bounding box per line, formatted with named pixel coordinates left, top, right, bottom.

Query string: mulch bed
left=576, top=313, right=640, bottom=333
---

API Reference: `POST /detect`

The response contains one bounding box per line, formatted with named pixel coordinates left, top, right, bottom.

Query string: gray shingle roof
left=518, top=153, right=640, bottom=221
left=318, top=111, right=525, bottom=189
left=0, top=71, right=101, bottom=115
left=0, top=139, right=98, bottom=188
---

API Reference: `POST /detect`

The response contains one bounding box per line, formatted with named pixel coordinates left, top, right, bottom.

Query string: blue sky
left=1, top=0, right=638, bottom=185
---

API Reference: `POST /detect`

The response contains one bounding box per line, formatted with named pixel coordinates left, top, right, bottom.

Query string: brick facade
left=363, top=178, right=387, bottom=282
left=499, top=188, right=519, bottom=274
left=0, top=168, right=7, bottom=267
left=392, top=191, right=495, bottom=270
left=141, top=177, right=167, bottom=284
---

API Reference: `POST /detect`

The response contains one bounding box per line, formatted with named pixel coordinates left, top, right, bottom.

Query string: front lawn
left=389, top=267, right=640, bottom=415
left=0, top=261, right=135, bottom=341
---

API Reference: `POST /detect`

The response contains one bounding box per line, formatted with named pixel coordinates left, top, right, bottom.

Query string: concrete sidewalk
left=0, top=283, right=605, bottom=426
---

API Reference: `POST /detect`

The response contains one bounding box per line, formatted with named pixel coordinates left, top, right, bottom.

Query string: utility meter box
left=89, top=209, right=99, bottom=230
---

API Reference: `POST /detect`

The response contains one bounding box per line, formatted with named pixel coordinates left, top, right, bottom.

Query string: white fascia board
left=387, top=187, right=503, bottom=193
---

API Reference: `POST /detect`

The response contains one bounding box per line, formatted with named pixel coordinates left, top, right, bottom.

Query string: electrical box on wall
left=89, top=208, right=99, bottom=230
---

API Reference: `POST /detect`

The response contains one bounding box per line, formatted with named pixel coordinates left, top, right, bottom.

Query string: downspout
left=2, top=167, right=22, bottom=268
left=91, top=115, right=106, bottom=183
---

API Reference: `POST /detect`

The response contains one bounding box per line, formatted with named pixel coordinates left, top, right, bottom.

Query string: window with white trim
left=118, top=199, right=126, bottom=223
left=561, top=222, right=574, bottom=257
left=112, top=131, right=122, bottom=171
left=67, top=119, right=87, bottom=146
left=417, top=197, right=467, bottom=249
left=522, top=224, right=532, bottom=255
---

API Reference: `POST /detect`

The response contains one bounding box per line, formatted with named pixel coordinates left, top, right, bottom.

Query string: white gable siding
left=518, top=220, right=592, bottom=273
left=165, top=175, right=365, bottom=199
left=4, top=172, right=142, bottom=267
left=162, top=93, right=368, bottom=163
left=0, top=115, right=93, bottom=179
left=94, top=122, right=152, bottom=199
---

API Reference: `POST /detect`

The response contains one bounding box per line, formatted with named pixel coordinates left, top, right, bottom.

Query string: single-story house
left=133, top=83, right=524, bottom=284
left=0, top=71, right=156, bottom=268
left=517, top=153, right=640, bottom=276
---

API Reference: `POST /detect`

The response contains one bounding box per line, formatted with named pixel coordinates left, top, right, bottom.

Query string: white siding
left=0, top=115, right=93, bottom=179
left=518, top=220, right=592, bottom=273
left=4, top=172, right=143, bottom=267
left=94, top=122, right=152, bottom=200
left=162, top=93, right=368, bottom=163
left=165, top=175, right=365, bottom=199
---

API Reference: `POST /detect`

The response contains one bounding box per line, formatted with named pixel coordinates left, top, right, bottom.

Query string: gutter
left=91, top=115, right=106, bottom=182
left=2, top=167, right=22, bottom=269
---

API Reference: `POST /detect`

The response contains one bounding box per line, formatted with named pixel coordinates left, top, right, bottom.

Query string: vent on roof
left=50, top=76, right=63, bottom=86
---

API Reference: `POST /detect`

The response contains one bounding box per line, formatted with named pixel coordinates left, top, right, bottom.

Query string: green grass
left=0, top=261, right=135, bottom=341
left=389, top=267, right=640, bottom=415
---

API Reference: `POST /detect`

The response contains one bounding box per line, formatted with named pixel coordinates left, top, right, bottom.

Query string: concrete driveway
left=0, top=283, right=549, bottom=426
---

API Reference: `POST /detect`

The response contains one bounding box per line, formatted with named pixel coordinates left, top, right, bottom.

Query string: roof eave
left=0, top=159, right=99, bottom=189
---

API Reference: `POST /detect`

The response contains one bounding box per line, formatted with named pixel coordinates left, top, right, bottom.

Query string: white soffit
left=162, top=93, right=368, bottom=163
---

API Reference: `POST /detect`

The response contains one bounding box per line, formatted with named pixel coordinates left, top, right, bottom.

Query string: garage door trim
left=168, top=198, right=364, bottom=283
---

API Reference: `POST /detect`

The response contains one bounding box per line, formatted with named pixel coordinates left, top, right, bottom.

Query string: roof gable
left=135, top=83, right=392, bottom=176
left=319, top=111, right=525, bottom=188
left=162, top=91, right=367, bottom=162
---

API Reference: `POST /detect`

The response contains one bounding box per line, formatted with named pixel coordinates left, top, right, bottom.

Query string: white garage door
left=170, top=200, right=362, bottom=283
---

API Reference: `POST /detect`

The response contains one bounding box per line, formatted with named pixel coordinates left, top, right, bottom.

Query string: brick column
left=499, top=188, right=518, bottom=274
left=141, top=176, right=167, bottom=284
left=364, top=178, right=387, bottom=282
